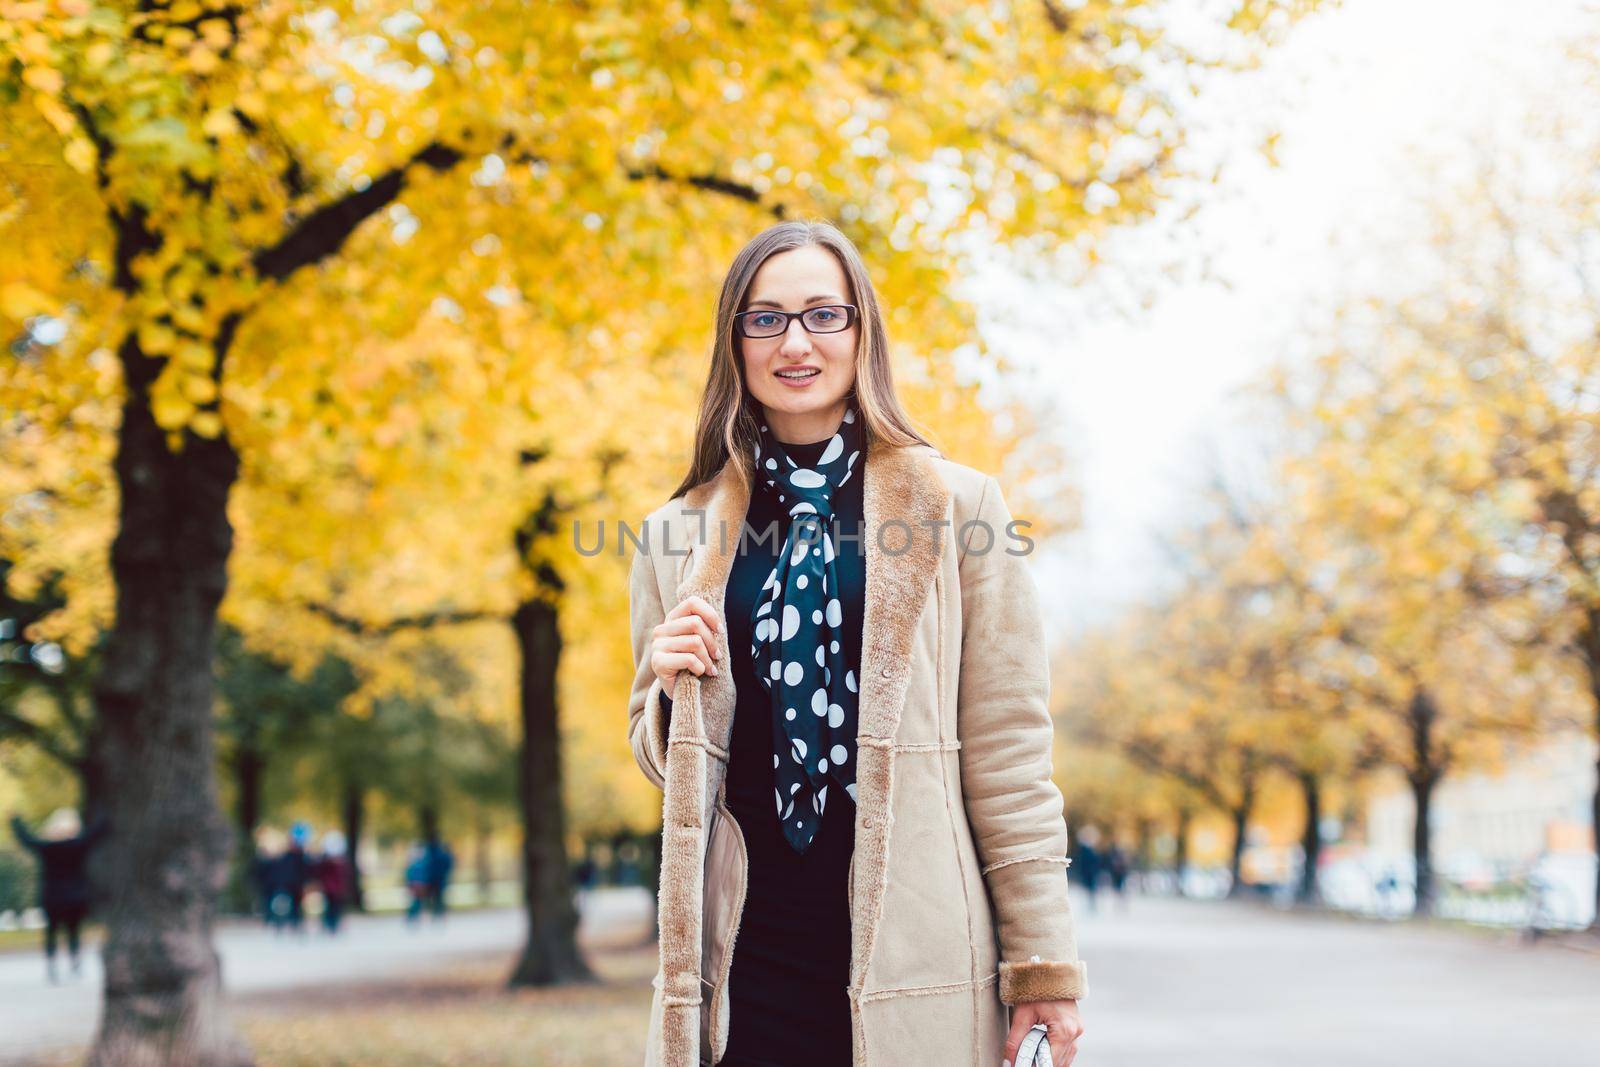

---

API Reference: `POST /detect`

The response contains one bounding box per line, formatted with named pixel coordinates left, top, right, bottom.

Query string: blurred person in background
left=280, top=821, right=314, bottom=933
left=256, top=823, right=312, bottom=934
left=421, top=833, right=454, bottom=921
left=251, top=826, right=285, bottom=928
left=1073, top=826, right=1103, bottom=915
left=314, top=830, right=352, bottom=935
left=1106, top=843, right=1131, bottom=913
left=404, top=843, right=430, bottom=926
left=10, top=807, right=108, bottom=983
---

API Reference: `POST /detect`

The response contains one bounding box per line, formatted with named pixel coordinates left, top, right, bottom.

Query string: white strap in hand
left=1016, top=1023, right=1052, bottom=1067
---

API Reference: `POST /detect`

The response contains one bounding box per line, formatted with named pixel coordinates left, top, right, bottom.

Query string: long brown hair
left=669, top=220, right=938, bottom=501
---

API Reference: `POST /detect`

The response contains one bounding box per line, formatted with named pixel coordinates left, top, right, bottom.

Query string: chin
left=768, top=393, right=845, bottom=414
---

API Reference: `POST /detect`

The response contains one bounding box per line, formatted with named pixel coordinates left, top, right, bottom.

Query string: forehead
left=746, top=244, right=849, bottom=305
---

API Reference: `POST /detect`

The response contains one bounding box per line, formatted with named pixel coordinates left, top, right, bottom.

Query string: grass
left=239, top=943, right=657, bottom=1066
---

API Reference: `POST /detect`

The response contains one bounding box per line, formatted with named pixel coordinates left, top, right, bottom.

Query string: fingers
left=665, top=594, right=723, bottom=636
left=652, top=595, right=727, bottom=696
left=657, top=632, right=718, bottom=676
left=1003, top=1006, right=1082, bottom=1067
left=654, top=597, right=723, bottom=688
left=1002, top=1007, right=1035, bottom=1066
left=654, top=647, right=714, bottom=684
left=656, top=612, right=721, bottom=663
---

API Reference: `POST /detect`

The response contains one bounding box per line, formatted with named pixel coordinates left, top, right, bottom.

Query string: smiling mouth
left=775, top=368, right=820, bottom=379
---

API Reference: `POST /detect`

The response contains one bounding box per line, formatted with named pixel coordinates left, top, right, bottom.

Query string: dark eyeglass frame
left=733, top=303, right=858, bottom=339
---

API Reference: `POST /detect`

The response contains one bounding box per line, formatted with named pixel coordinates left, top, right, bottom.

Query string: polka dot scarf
left=748, top=404, right=866, bottom=853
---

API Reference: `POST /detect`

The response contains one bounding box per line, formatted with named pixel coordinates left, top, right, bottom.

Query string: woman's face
left=738, top=244, right=859, bottom=443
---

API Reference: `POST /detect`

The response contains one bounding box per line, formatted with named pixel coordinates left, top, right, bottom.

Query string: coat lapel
left=658, top=439, right=950, bottom=1067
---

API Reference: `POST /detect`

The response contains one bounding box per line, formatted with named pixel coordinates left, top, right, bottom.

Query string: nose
left=779, top=315, right=813, bottom=357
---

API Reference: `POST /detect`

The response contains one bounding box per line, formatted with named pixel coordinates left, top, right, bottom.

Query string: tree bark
left=507, top=595, right=595, bottom=987
left=1407, top=687, right=1442, bottom=918
left=475, top=811, right=493, bottom=902
left=224, top=747, right=264, bottom=915
left=1133, top=816, right=1153, bottom=873
left=88, top=329, right=251, bottom=1067
left=1593, top=692, right=1600, bottom=932
left=1582, top=607, right=1600, bottom=932
left=1225, top=764, right=1258, bottom=899
left=1409, top=767, right=1439, bottom=918
left=1226, top=803, right=1250, bottom=898
left=1295, top=771, right=1323, bottom=907
left=1174, top=806, right=1193, bottom=897
left=341, top=782, right=366, bottom=913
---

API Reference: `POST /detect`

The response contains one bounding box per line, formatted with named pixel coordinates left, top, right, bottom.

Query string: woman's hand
left=650, top=594, right=723, bottom=699
left=1003, top=1000, right=1083, bottom=1067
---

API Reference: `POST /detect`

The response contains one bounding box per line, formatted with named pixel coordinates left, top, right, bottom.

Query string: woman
left=626, top=221, right=1087, bottom=1067
left=10, top=807, right=108, bottom=983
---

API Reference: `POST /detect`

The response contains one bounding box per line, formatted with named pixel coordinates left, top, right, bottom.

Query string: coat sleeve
left=956, top=475, right=1088, bottom=1004
left=627, top=530, right=674, bottom=791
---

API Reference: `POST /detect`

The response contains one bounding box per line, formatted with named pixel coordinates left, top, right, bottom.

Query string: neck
left=764, top=401, right=847, bottom=446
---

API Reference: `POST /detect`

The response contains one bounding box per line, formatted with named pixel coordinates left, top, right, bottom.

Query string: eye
left=810, top=308, right=839, bottom=322
left=751, top=313, right=780, bottom=328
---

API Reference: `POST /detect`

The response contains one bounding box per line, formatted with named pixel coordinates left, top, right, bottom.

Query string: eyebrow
left=744, top=294, right=845, bottom=309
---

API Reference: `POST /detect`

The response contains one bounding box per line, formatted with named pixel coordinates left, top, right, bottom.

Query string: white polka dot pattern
left=748, top=404, right=865, bottom=853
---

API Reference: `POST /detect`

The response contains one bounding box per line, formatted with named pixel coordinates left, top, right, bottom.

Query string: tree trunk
left=1132, top=816, right=1153, bottom=880
left=1407, top=687, right=1442, bottom=918
left=1225, top=761, right=1258, bottom=900
left=1593, top=694, right=1600, bottom=931
left=1226, top=803, right=1250, bottom=898
left=1409, top=768, right=1438, bottom=918
left=1584, top=607, right=1600, bottom=932
left=475, top=811, right=493, bottom=902
left=1174, top=806, right=1193, bottom=897
left=224, top=747, right=264, bottom=915
left=341, top=782, right=366, bottom=913
left=507, top=596, right=595, bottom=987
left=88, top=330, right=251, bottom=1066
left=1296, top=771, right=1323, bottom=907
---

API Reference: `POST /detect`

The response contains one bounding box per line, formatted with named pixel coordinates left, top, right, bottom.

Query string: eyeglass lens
left=740, top=306, right=852, bottom=338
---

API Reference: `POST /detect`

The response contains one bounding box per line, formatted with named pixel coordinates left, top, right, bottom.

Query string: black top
left=661, top=434, right=866, bottom=1066
left=11, top=816, right=107, bottom=910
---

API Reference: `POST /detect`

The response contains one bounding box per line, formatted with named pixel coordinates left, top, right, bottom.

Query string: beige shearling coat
left=626, top=441, right=1088, bottom=1067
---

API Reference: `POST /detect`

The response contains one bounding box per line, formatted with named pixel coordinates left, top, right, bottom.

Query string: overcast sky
left=976, top=0, right=1594, bottom=643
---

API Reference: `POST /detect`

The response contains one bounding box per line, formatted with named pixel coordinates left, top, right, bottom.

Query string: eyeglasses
left=734, top=304, right=858, bottom=339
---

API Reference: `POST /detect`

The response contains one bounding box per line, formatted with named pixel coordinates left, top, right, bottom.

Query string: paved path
left=4, top=888, right=1596, bottom=1065
left=1071, top=891, right=1599, bottom=1066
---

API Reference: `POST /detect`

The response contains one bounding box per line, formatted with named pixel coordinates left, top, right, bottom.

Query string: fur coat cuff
left=998, top=956, right=1089, bottom=1004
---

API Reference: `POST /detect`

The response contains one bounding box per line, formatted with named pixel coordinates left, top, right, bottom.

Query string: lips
left=775, top=367, right=820, bottom=379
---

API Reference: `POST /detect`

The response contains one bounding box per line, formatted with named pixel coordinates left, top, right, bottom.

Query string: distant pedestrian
left=422, top=835, right=454, bottom=920
left=10, top=808, right=108, bottom=983
left=1073, top=826, right=1104, bottom=914
left=314, top=831, right=352, bottom=935
left=404, top=844, right=430, bottom=926
left=252, top=826, right=285, bottom=927
left=282, top=822, right=314, bottom=932
left=1107, top=844, right=1131, bottom=913
left=257, top=823, right=312, bottom=934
